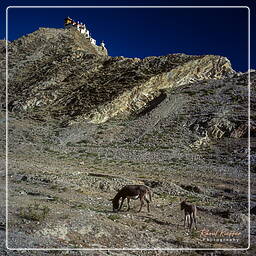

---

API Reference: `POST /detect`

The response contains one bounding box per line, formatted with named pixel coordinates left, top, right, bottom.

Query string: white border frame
left=5, top=5, right=251, bottom=251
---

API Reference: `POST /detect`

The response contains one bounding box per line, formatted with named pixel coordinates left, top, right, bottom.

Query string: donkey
left=111, top=185, right=152, bottom=213
left=180, top=198, right=197, bottom=229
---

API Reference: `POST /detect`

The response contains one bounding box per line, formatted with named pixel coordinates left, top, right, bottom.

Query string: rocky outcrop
left=1, top=26, right=254, bottom=150
left=86, top=55, right=234, bottom=123
left=0, top=27, right=235, bottom=124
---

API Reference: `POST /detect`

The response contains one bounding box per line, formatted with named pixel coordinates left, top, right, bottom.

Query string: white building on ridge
left=64, top=17, right=103, bottom=47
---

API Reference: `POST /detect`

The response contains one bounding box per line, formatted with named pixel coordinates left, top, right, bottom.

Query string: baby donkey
left=180, top=198, right=197, bottom=230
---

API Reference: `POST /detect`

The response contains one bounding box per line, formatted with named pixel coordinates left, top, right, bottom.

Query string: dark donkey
left=180, top=198, right=197, bottom=229
left=111, top=185, right=152, bottom=213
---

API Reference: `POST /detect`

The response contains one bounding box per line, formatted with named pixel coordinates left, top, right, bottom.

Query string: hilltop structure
left=64, top=17, right=101, bottom=47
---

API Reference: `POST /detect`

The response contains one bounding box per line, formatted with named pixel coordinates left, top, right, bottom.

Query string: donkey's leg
left=118, top=197, right=125, bottom=211
left=145, top=196, right=150, bottom=212
left=127, top=198, right=131, bottom=211
left=185, top=214, right=190, bottom=229
left=184, top=214, right=187, bottom=228
left=193, top=212, right=197, bottom=229
left=189, top=214, right=193, bottom=229
left=138, top=197, right=144, bottom=213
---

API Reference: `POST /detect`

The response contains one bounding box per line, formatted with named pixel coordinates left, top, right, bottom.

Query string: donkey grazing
left=111, top=185, right=152, bottom=213
left=180, top=198, right=197, bottom=229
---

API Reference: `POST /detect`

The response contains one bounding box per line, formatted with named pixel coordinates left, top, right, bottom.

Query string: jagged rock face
left=10, top=27, right=107, bottom=60
left=99, top=71, right=254, bottom=149
left=0, top=27, right=107, bottom=109
left=1, top=27, right=235, bottom=124
left=87, top=55, right=234, bottom=123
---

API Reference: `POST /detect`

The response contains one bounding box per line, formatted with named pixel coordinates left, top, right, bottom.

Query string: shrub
left=107, top=214, right=120, bottom=221
left=18, top=203, right=50, bottom=221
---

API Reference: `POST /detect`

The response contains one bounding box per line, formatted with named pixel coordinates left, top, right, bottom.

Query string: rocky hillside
left=0, top=27, right=255, bottom=255
left=0, top=27, right=235, bottom=124
left=0, top=27, right=107, bottom=109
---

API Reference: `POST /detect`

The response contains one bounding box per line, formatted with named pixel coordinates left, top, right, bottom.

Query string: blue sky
left=1, top=0, right=255, bottom=72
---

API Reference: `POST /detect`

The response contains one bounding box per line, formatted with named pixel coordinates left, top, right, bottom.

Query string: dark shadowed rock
left=251, top=206, right=256, bottom=215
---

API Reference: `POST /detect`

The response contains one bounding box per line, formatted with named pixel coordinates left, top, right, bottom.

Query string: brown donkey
left=180, top=198, right=197, bottom=229
left=111, top=185, right=152, bottom=213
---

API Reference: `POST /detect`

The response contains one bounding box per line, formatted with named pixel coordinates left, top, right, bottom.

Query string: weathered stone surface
left=0, top=28, right=235, bottom=124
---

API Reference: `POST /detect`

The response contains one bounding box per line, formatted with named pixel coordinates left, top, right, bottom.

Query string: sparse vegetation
left=18, top=203, right=50, bottom=221
left=107, top=214, right=121, bottom=221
